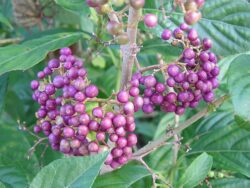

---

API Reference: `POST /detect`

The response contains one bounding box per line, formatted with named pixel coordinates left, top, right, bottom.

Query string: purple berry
left=48, top=59, right=60, bottom=69
left=78, top=125, right=89, bottom=136
left=161, top=29, right=172, bottom=40
left=199, top=51, right=209, bottom=62
left=183, top=48, right=195, bottom=59
left=31, top=80, right=39, bottom=90
left=203, top=38, right=212, bottom=50
left=144, top=75, right=157, bottom=88
left=203, top=92, right=214, bottom=102
left=53, top=75, right=64, bottom=88
left=144, top=14, right=158, bottom=28
left=127, top=134, right=137, bottom=146
left=155, top=82, right=166, bottom=93
left=166, top=77, right=175, bottom=87
left=117, top=90, right=129, bottom=103
left=129, top=87, right=140, bottom=97
left=85, top=85, right=99, bottom=98
left=113, top=114, right=126, bottom=128
left=187, top=73, right=198, bottom=84
left=167, top=64, right=180, bottom=77
left=188, top=29, right=198, bottom=41
left=92, top=107, right=103, bottom=118
left=173, top=28, right=183, bottom=39
left=100, top=117, right=112, bottom=130
left=63, top=127, right=75, bottom=138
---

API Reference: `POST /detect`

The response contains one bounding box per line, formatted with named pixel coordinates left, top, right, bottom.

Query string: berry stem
left=137, top=158, right=158, bottom=188
left=85, top=98, right=120, bottom=105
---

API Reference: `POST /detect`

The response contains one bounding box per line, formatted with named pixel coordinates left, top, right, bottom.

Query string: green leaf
left=208, top=178, right=250, bottom=188
left=0, top=74, right=8, bottom=113
left=55, top=0, right=90, bottom=14
left=93, top=165, right=150, bottom=188
left=0, top=12, right=13, bottom=29
left=190, top=124, right=250, bottom=177
left=92, top=56, right=106, bottom=69
left=30, top=152, right=108, bottom=188
left=177, top=153, right=213, bottom=188
left=143, top=0, right=250, bottom=56
left=0, top=118, right=39, bottom=182
left=0, top=31, right=87, bottom=76
left=0, top=166, right=28, bottom=188
left=227, top=54, right=250, bottom=131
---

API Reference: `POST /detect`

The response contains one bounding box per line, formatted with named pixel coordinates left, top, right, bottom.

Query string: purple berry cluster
left=125, top=24, right=219, bottom=116
left=164, top=25, right=219, bottom=115
left=31, top=47, right=137, bottom=168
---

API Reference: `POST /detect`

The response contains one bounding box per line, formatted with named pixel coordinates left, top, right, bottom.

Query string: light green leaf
left=55, top=0, right=90, bottom=14
left=0, top=32, right=87, bottom=76
left=92, top=56, right=106, bottom=69
left=228, top=54, right=250, bottom=131
left=0, top=12, right=13, bottom=29
left=177, top=153, right=213, bottom=188
left=93, top=165, right=150, bottom=188
left=30, top=152, right=108, bottom=188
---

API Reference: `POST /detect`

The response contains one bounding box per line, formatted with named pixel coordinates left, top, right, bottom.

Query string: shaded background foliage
left=0, top=0, right=250, bottom=187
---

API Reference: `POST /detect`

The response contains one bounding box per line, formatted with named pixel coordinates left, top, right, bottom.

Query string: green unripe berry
left=92, top=0, right=109, bottom=5
left=129, top=0, right=145, bottom=10
left=106, top=21, right=123, bottom=35
left=112, top=0, right=125, bottom=6
left=116, top=33, right=129, bottom=44
left=95, top=4, right=111, bottom=14
left=218, top=172, right=224, bottom=178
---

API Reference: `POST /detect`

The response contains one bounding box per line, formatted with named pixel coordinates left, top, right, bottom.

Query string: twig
left=27, top=137, right=47, bottom=159
left=173, top=115, right=180, bottom=164
left=0, top=37, right=22, bottom=45
left=132, top=95, right=228, bottom=158
left=140, top=64, right=163, bottom=73
left=137, top=158, right=158, bottom=188
left=85, top=98, right=120, bottom=105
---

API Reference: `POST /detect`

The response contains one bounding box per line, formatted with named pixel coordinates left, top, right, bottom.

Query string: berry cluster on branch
left=31, top=48, right=137, bottom=168
left=30, top=0, right=220, bottom=173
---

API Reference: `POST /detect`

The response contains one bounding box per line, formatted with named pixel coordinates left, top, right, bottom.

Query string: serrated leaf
left=177, top=153, right=213, bottom=188
left=190, top=124, right=250, bottom=177
left=93, top=165, right=150, bottom=188
left=143, top=0, right=250, bottom=56
left=30, top=152, right=108, bottom=188
left=0, top=31, right=87, bottom=76
left=0, top=166, right=28, bottom=188
left=227, top=54, right=250, bottom=131
left=0, top=118, right=39, bottom=182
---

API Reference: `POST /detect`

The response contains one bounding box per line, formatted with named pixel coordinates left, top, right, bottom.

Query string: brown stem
left=120, top=8, right=141, bottom=89
left=132, top=95, right=228, bottom=158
